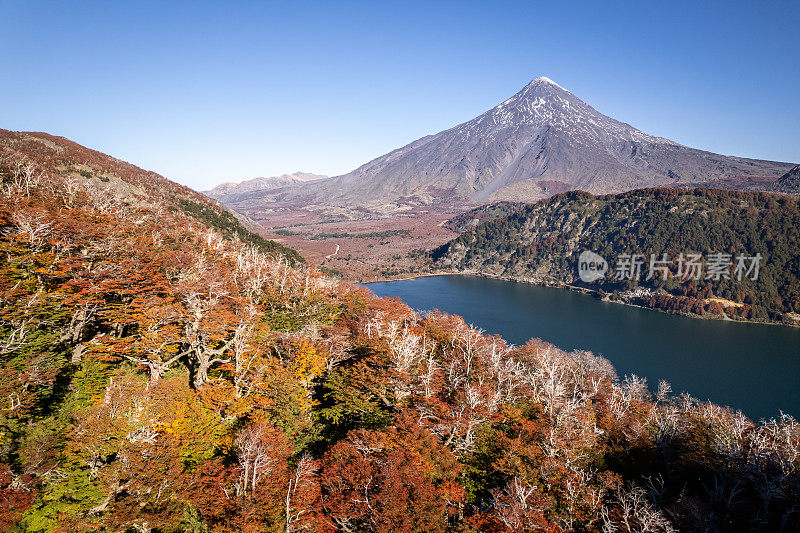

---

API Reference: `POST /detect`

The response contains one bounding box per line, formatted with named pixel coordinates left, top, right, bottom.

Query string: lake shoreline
left=364, top=270, right=799, bottom=328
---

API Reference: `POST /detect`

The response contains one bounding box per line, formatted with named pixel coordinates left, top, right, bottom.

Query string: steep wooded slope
left=0, top=129, right=304, bottom=264
left=0, top=132, right=798, bottom=532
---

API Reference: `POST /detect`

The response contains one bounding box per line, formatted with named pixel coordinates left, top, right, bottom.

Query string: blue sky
left=1, top=1, right=798, bottom=190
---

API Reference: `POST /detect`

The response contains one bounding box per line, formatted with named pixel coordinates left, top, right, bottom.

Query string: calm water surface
left=366, top=275, right=800, bottom=421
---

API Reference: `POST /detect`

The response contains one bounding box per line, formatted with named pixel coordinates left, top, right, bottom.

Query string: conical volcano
left=268, top=77, right=796, bottom=210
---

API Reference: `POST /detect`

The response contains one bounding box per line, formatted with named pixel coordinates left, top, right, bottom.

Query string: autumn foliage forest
left=0, top=131, right=799, bottom=532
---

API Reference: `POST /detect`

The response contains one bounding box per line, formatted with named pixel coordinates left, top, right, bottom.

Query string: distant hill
left=265, top=77, right=793, bottom=212
left=771, top=164, right=800, bottom=193
left=205, top=172, right=327, bottom=204
left=674, top=164, right=800, bottom=193
left=433, top=188, right=800, bottom=323
left=442, top=201, right=525, bottom=233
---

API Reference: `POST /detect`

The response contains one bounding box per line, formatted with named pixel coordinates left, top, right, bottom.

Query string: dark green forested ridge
left=434, top=188, right=800, bottom=323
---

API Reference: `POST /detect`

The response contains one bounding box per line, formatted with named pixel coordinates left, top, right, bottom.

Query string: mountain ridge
left=205, top=171, right=328, bottom=203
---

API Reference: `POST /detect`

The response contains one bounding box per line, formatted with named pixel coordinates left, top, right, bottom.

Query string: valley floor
left=251, top=208, right=460, bottom=282
left=244, top=200, right=800, bottom=326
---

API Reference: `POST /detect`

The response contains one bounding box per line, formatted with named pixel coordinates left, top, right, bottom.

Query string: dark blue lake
left=366, top=275, right=800, bottom=421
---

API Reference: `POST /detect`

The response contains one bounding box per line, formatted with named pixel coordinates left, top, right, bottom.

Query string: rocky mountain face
left=275, top=77, right=793, bottom=212
left=205, top=172, right=327, bottom=204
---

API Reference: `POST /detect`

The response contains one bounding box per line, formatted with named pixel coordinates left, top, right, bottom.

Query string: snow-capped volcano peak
left=474, top=75, right=655, bottom=147
left=268, top=78, right=794, bottom=211
left=528, top=76, right=566, bottom=90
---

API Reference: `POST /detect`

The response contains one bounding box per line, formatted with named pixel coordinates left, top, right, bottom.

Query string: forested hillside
left=0, top=130, right=303, bottom=266
left=433, top=188, right=800, bottom=323
left=0, top=133, right=799, bottom=532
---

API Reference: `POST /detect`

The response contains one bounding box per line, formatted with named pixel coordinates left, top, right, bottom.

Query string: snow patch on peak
left=530, top=76, right=566, bottom=90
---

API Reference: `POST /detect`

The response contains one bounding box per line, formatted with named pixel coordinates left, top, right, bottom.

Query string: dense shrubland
left=434, top=189, right=800, bottom=323
left=0, top=140, right=798, bottom=532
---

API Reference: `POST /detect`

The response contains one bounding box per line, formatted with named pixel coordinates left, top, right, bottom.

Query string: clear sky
left=1, top=1, right=798, bottom=190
